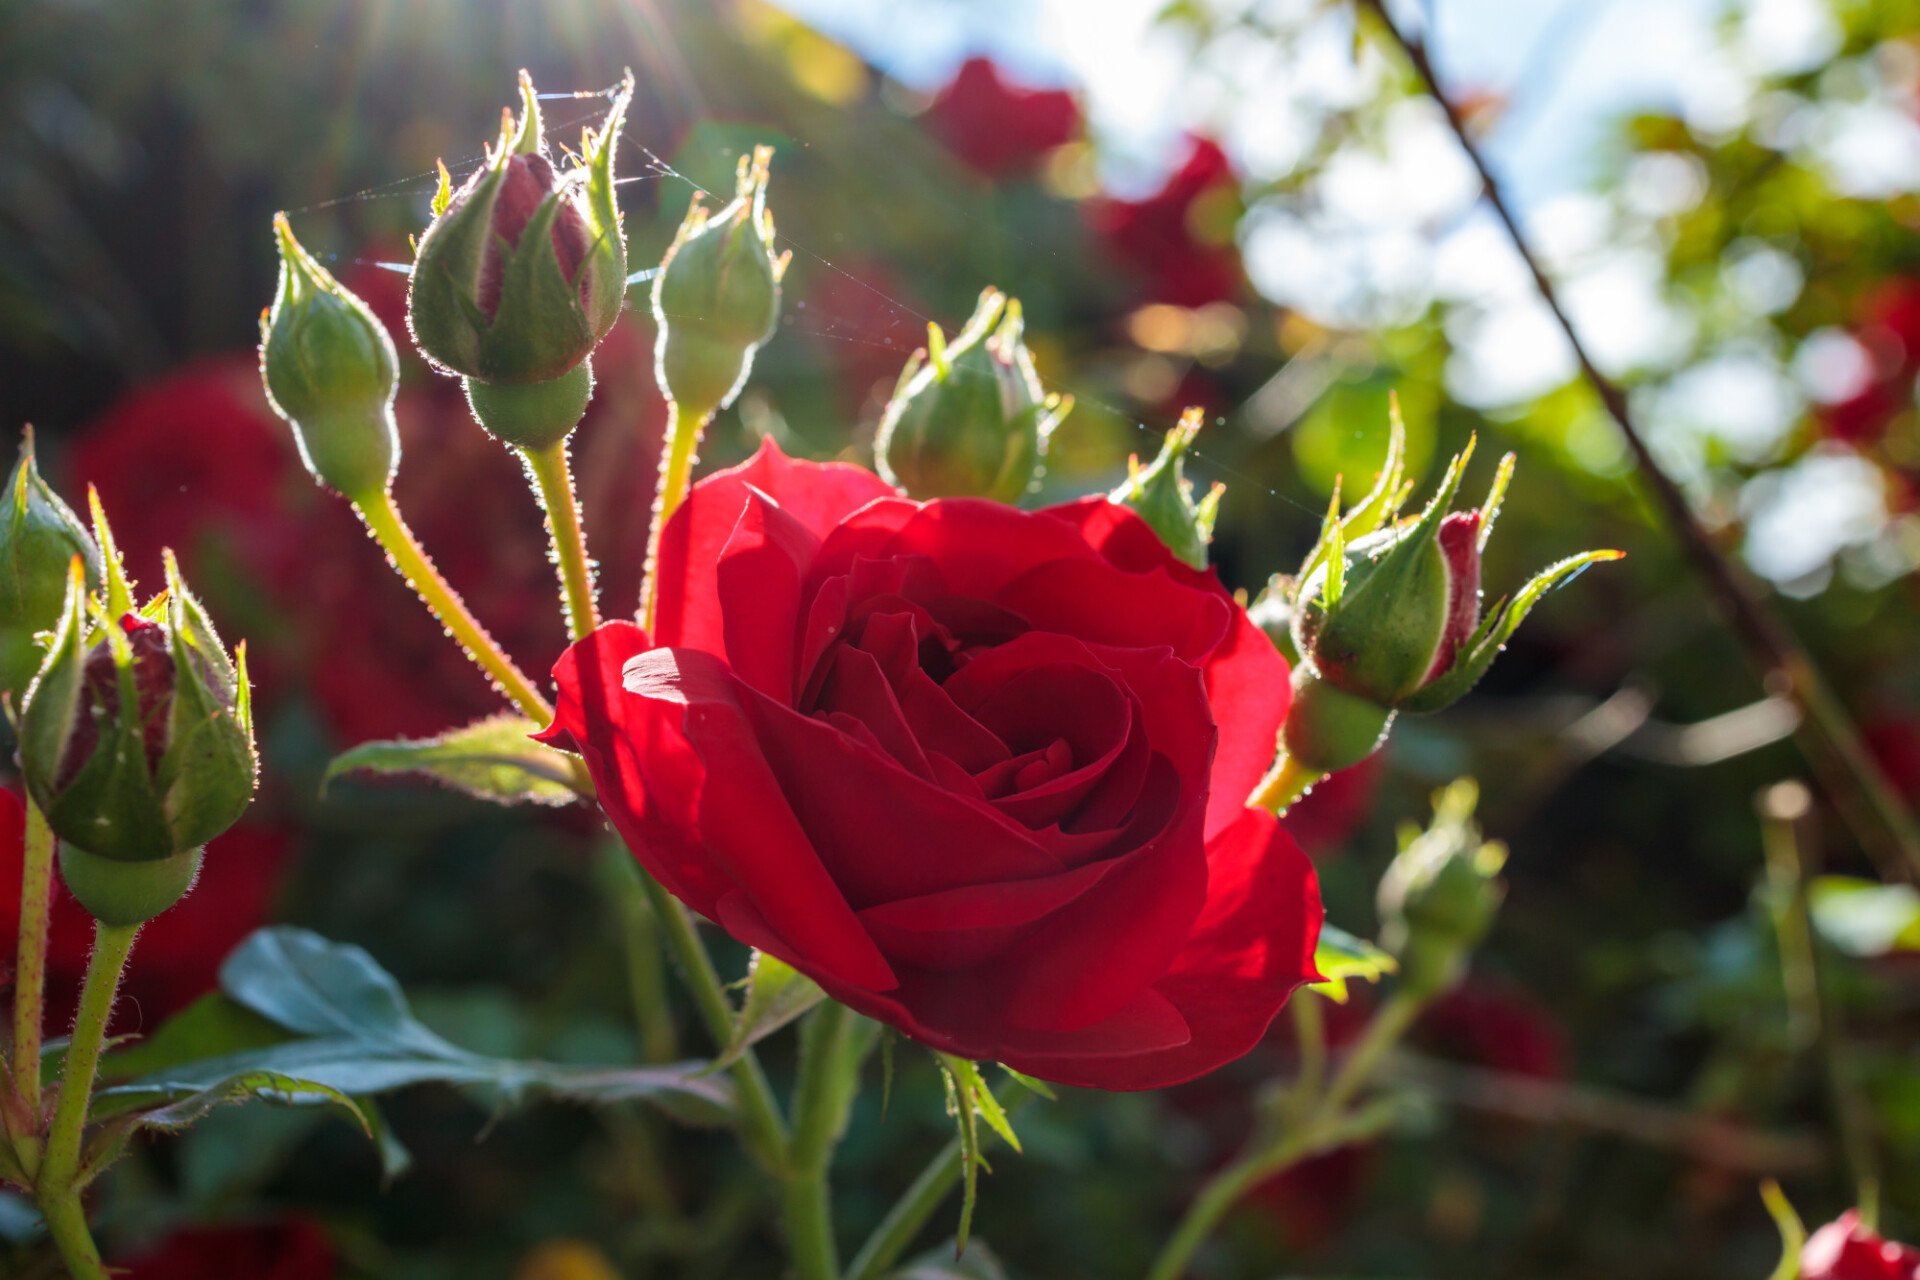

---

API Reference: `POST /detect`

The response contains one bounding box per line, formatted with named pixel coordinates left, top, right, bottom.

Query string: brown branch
left=1357, top=0, right=1920, bottom=884
left=1386, top=1053, right=1829, bottom=1175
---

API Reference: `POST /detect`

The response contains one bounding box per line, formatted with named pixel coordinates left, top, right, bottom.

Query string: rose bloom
left=1803, top=1210, right=1920, bottom=1280
left=538, top=442, right=1322, bottom=1088
left=115, top=1218, right=335, bottom=1280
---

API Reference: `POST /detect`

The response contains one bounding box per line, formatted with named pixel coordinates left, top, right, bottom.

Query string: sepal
left=1110, top=406, right=1224, bottom=570
left=0, top=431, right=103, bottom=701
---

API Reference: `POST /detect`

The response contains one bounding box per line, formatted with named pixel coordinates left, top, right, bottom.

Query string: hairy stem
left=355, top=488, right=554, bottom=724
left=11, top=798, right=55, bottom=1135
left=35, top=920, right=138, bottom=1280
left=784, top=1001, right=856, bottom=1280
left=1249, top=751, right=1324, bottom=817
left=640, top=400, right=712, bottom=633
left=521, top=441, right=600, bottom=644
left=1359, top=0, right=1920, bottom=883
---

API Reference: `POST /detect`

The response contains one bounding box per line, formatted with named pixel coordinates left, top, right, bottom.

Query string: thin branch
left=1359, top=0, right=1920, bottom=884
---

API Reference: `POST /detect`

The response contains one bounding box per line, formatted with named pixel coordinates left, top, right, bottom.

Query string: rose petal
left=716, top=487, right=819, bottom=702
left=1007, top=808, right=1322, bottom=1089
left=877, top=498, right=1102, bottom=599
left=537, top=623, right=732, bottom=915
left=817, top=646, right=934, bottom=781
left=857, top=858, right=1118, bottom=970
left=655, top=438, right=893, bottom=657
left=622, top=647, right=896, bottom=992
left=995, top=556, right=1230, bottom=666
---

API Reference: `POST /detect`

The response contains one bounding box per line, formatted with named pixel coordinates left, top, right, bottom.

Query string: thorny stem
left=10, top=798, right=56, bottom=1146
left=640, top=399, right=714, bottom=633
left=35, top=919, right=138, bottom=1280
left=521, top=441, right=600, bottom=644
left=1359, top=0, right=1920, bottom=885
left=354, top=488, right=554, bottom=723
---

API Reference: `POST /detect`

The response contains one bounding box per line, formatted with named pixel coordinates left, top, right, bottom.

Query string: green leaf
left=322, top=714, right=583, bottom=806
left=703, top=950, right=826, bottom=1074
left=101, top=992, right=293, bottom=1083
left=1308, top=923, right=1399, bottom=1003
left=98, top=927, right=735, bottom=1129
left=997, top=1066, right=1056, bottom=1102
left=889, top=1239, right=1010, bottom=1280
left=935, top=1053, right=1026, bottom=1256
left=1808, top=876, right=1920, bottom=957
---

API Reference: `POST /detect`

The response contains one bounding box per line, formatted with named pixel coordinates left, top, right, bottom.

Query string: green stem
left=601, top=846, right=678, bottom=1065
left=1249, top=752, right=1323, bottom=817
left=640, top=399, right=713, bottom=633
left=1321, top=990, right=1421, bottom=1115
left=521, top=441, right=600, bottom=644
left=354, top=488, right=553, bottom=724
left=1281, top=991, right=1327, bottom=1124
left=635, top=870, right=789, bottom=1172
left=11, top=797, right=55, bottom=1132
left=35, top=919, right=137, bottom=1280
left=844, top=1089, right=1034, bottom=1280
left=785, top=1001, right=856, bottom=1280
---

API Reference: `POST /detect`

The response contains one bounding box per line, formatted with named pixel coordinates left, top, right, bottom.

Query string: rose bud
left=538, top=439, right=1323, bottom=1090
left=1803, top=1210, right=1920, bottom=1280
left=408, top=70, right=630, bottom=418
left=1375, top=779, right=1505, bottom=1000
left=651, top=145, right=788, bottom=420
left=1110, top=406, right=1223, bottom=571
left=875, top=287, right=1070, bottom=503
left=1283, top=433, right=1620, bottom=775
left=19, top=550, right=256, bottom=924
left=260, top=213, right=400, bottom=503
left=1, top=431, right=103, bottom=702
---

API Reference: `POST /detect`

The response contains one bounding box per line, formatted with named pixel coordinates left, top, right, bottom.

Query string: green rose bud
left=20, top=550, right=256, bottom=894
left=409, top=70, right=632, bottom=387
left=260, top=212, right=400, bottom=502
left=1280, top=416, right=1620, bottom=775
left=0, top=431, right=103, bottom=703
left=1110, top=406, right=1223, bottom=570
left=651, top=145, right=788, bottom=418
left=875, top=287, right=1070, bottom=503
left=1376, top=779, right=1506, bottom=999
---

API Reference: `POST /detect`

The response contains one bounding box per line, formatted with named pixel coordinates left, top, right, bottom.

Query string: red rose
left=117, top=1218, right=336, bottom=1280
left=1085, top=137, right=1244, bottom=307
left=1803, top=1211, right=1920, bottom=1280
left=538, top=441, right=1321, bottom=1089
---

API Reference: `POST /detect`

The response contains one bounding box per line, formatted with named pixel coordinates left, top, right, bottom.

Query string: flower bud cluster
left=876, top=287, right=1069, bottom=503
left=0, top=434, right=102, bottom=702
left=1279, top=412, right=1620, bottom=775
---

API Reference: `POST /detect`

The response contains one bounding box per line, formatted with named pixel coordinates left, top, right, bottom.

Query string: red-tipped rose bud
left=260, top=213, right=400, bottom=502
left=651, top=145, right=788, bottom=419
left=875, top=287, right=1070, bottom=503
left=1110, top=406, right=1223, bottom=570
left=1, top=430, right=103, bottom=702
left=408, top=70, right=631, bottom=394
left=1281, top=421, right=1619, bottom=775
left=1803, top=1210, right=1920, bottom=1280
left=19, top=548, right=256, bottom=922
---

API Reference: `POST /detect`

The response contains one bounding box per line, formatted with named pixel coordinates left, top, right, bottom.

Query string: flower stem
left=633, top=870, right=789, bottom=1173
left=1144, top=990, right=1422, bottom=1280
left=1249, top=751, right=1323, bottom=816
left=354, top=488, right=552, bottom=723
left=35, top=919, right=138, bottom=1280
left=845, top=1089, right=1033, bottom=1280
left=11, top=797, right=56, bottom=1135
left=640, top=399, right=713, bottom=633
left=520, top=441, right=600, bottom=644
left=1360, top=0, right=1920, bottom=885
left=784, top=1000, right=856, bottom=1280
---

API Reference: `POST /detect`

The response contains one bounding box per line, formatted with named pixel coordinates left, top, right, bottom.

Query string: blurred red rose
left=1085, top=137, right=1244, bottom=307
left=1418, top=977, right=1570, bottom=1081
left=1817, top=278, right=1920, bottom=446
left=925, top=57, right=1081, bottom=177
left=1802, top=1210, right=1920, bottom=1280
left=117, top=1218, right=336, bottom=1280
left=539, top=440, right=1321, bottom=1088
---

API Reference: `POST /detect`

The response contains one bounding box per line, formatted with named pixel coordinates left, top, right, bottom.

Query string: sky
left=766, top=0, right=1917, bottom=591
